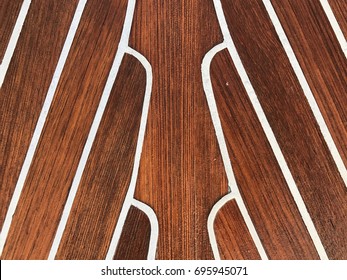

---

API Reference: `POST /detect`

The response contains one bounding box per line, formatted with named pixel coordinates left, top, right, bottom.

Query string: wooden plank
left=214, top=199, right=260, bottom=260
left=55, top=54, right=146, bottom=259
left=221, top=0, right=347, bottom=259
left=0, top=0, right=23, bottom=63
left=1, top=0, right=128, bottom=259
left=0, top=0, right=78, bottom=232
left=328, top=0, right=347, bottom=38
left=211, top=49, right=319, bottom=259
left=272, top=0, right=347, bottom=182
left=113, top=206, right=151, bottom=260
left=132, top=0, right=228, bottom=260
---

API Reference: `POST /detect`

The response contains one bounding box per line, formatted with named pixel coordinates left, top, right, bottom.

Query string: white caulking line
left=132, top=199, right=158, bottom=260
left=264, top=0, right=347, bottom=190
left=202, top=43, right=268, bottom=260
left=48, top=0, right=137, bottom=259
left=0, top=0, right=87, bottom=256
left=106, top=46, right=153, bottom=260
left=320, top=0, right=347, bottom=57
left=213, top=0, right=329, bottom=259
left=0, top=0, right=31, bottom=88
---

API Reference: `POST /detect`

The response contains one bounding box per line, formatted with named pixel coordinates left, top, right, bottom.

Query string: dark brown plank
left=0, top=0, right=23, bottom=63
left=328, top=0, right=347, bottom=38
left=132, top=0, right=228, bottom=260
left=56, top=54, right=146, bottom=259
left=113, top=206, right=151, bottom=260
left=214, top=199, right=260, bottom=260
left=0, top=0, right=78, bottom=232
left=211, top=49, right=319, bottom=259
left=272, top=0, right=347, bottom=180
left=221, top=0, right=347, bottom=259
left=1, top=0, right=128, bottom=259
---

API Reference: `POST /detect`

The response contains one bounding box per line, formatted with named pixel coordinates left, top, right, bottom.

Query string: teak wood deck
left=0, top=0, right=346, bottom=260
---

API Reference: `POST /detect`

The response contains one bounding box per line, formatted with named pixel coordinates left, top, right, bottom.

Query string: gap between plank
left=320, top=0, right=347, bottom=57
left=212, top=0, right=329, bottom=260
left=0, top=0, right=87, bottom=256
left=0, top=0, right=31, bottom=88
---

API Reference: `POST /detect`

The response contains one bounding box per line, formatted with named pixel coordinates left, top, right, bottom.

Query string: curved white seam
left=0, top=0, right=31, bottom=88
left=48, top=0, right=137, bottom=260
left=0, top=0, right=87, bottom=257
left=132, top=199, right=158, bottom=260
left=213, top=0, right=329, bottom=259
left=320, top=0, right=347, bottom=57
left=207, top=193, right=236, bottom=260
left=105, top=46, right=153, bottom=260
left=263, top=0, right=347, bottom=191
left=203, top=43, right=268, bottom=260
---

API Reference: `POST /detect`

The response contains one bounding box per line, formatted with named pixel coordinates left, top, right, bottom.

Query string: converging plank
left=1, top=0, right=128, bottom=259
left=56, top=54, right=146, bottom=259
left=132, top=0, right=229, bottom=259
left=113, top=206, right=151, bottom=260
left=221, top=0, right=347, bottom=259
left=211, top=49, right=319, bottom=259
left=0, top=0, right=78, bottom=232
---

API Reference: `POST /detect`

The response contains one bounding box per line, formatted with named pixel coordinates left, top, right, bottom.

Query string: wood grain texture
left=56, top=54, right=146, bottom=259
left=214, top=199, right=260, bottom=260
left=132, top=0, right=228, bottom=259
left=328, top=0, right=347, bottom=38
left=221, top=0, right=347, bottom=259
left=113, top=206, right=151, bottom=260
left=272, top=0, right=347, bottom=184
left=0, top=0, right=78, bottom=232
left=1, top=0, right=127, bottom=259
left=211, top=49, right=319, bottom=259
left=0, top=0, right=23, bottom=63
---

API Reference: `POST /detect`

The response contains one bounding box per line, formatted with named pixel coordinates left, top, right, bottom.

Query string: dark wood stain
left=0, top=0, right=23, bottom=63
left=272, top=0, right=347, bottom=186
left=1, top=0, right=127, bottom=259
left=328, top=0, right=347, bottom=38
left=211, top=49, right=319, bottom=259
left=221, top=0, right=347, bottom=259
left=214, top=199, right=260, bottom=260
left=114, top=206, right=151, bottom=260
left=0, top=0, right=78, bottom=232
left=56, top=54, right=146, bottom=259
left=132, top=0, right=228, bottom=259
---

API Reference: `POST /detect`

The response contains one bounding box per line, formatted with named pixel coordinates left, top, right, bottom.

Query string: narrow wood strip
left=0, top=0, right=23, bottom=63
left=328, top=0, right=347, bottom=38
left=272, top=0, right=347, bottom=185
left=214, top=199, right=260, bottom=260
left=211, top=49, right=319, bottom=259
left=56, top=54, right=146, bottom=259
left=0, top=0, right=78, bottom=232
left=1, top=0, right=128, bottom=259
left=221, top=0, right=347, bottom=259
left=132, top=0, right=228, bottom=260
left=113, top=205, right=151, bottom=260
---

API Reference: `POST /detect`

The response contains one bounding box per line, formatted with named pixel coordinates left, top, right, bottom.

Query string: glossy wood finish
left=214, top=200, right=260, bottom=260
left=132, top=0, right=228, bottom=259
left=0, top=0, right=22, bottom=63
left=211, top=49, right=319, bottom=259
left=221, top=0, right=347, bottom=259
left=328, top=0, right=347, bottom=38
left=1, top=0, right=127, bottom=259
left=56, top=54, right=146, bottom=259
left=0, top=0, right=78, bottom=232
left=113, top=206, right=151, bottom=260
